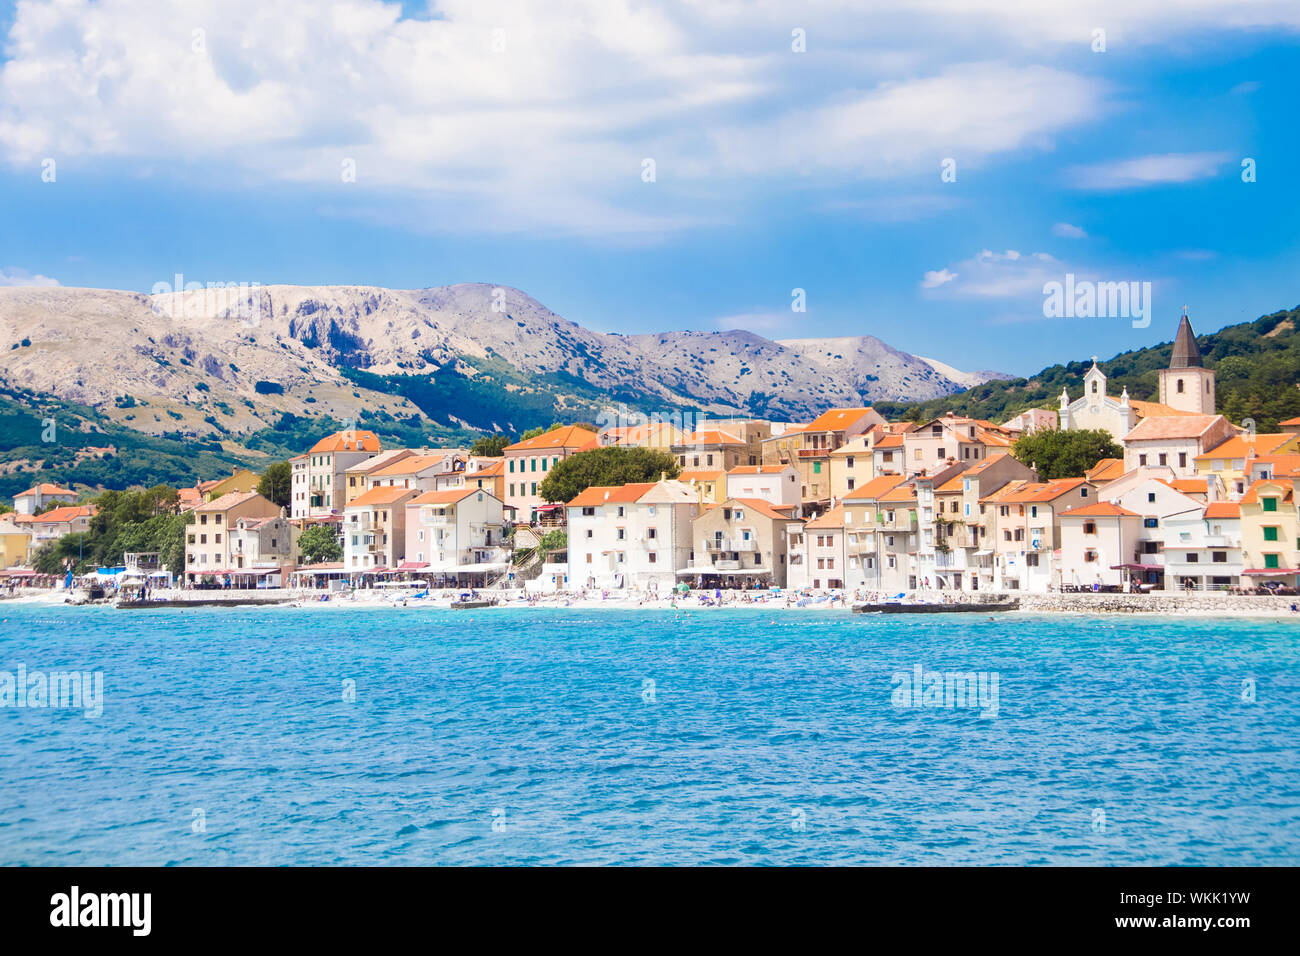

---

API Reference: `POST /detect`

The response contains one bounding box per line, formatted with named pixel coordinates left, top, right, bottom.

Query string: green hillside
left=874, top=305, right=1300, bottom=431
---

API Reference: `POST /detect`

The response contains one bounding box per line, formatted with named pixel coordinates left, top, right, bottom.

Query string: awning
left=362, top=566, right=391, bottom=575
left=535, top=504, right=561, bottom=512
left=396, top=561, right=430, bottom=570
left=1243, top=568, right=1299, bottom=576
left=452, top=562, right=507, bottom=573
left=974, top=550, right=994, bottom=557
left=1110, top=563, right=1164, bottom=571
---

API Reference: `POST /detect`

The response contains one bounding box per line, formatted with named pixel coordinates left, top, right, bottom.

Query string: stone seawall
left=1016, top=592, right=1299, bottom=616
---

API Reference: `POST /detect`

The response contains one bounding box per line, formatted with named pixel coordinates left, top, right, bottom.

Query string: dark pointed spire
left=1170, top=314, right=1202, bottom=369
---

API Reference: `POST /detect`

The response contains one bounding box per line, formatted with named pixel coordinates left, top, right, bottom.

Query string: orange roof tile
left=567, top=483, right=656, bottom=508
left=678, top=469, right=726, bottom=482
left=935, top=476, right=965, bottom=493
left=1239, top=479, right=1293, bottom=506
left=878, top=484, right=918, bottom=503
left=1085, top=458, right=1126, bottom=481
left=1204, top=502, right=1241, bottom=519
left=1253, top=454, right=1300, bottom=478
left=1129, top=399, right=1200, bottom=419
left=804, top=506, right=846, bottom=530
left=1060, top=502, right=1139, bottom=518
left=347, top=486, right=419, bottom=507
left=505, top=425, right=598, bottom=452
left=965, top=452, right=1012, bottom=476
left=803, top=407, right=876, bottom=433
left=409, top=488, right=482, bottom=506
left=195, top=491, right=267, bottom=512
left=727, top=465, right=791, bottom=475
left=16, top=483, right=75, bottom=498
left=1167, top=478, right=1208, bottom=493
left=844, top=475, right=906, bottom=501
left=1124, top=414, right=1224, bottom=442
left=29, top=505, right=95, bottom=523
left=1195, top=433, right=1298, bottom=461
left=370, top=453, right=458, bottom=477
left=473, top=459, right=506, bottom=477
left=725, top=497, right=803, bottom=522
left=309, top=430, right=380, bottom=453
left=680, top=429, right=744, bottom=446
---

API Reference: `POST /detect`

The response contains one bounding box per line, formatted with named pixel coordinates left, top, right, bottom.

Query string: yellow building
left=1239, top=479, right=1300, bottom=587
left=0, top=517, right=31, bottom=567
left=678, top=469, right=726, bottom=504
left=1194, top=433, right=1300, bottom=495
left=199, top=468, right=260, bottom=503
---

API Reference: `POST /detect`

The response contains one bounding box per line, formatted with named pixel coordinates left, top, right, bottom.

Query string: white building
left=565, top=480, right=699, bottom=592
left=405, top=487, right=508, bottom=572
left=725, top=465, right=800, bottom=511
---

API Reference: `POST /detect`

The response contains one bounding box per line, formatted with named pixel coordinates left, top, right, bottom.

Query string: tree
left=258, top=461, right=292, bottom=508
left=470, top=433, right=510, bottom=457
left=1011, top=428, right=1122, bottom=480
left=538, top=446, right=680, bottom=503
left=519, top=422, right=563, bottom=442
left=298, top=523, right=343, bottom=563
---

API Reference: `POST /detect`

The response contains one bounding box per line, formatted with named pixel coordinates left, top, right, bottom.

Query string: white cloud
left=1066, top=151, right=1233, bottom=190
left=1052, top=222, right=1088, bottom=239
left=921, top=268, right=958, bottom=288
left=923, top=249, right=1063, bottom=299
left=0, top=267, right=59, bottom=287
left=0, top=1, right=1295, bottom=234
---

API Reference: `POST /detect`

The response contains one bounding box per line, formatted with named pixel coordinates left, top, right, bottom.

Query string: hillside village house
left=464, top=458, right=506, bottom=500
left=1110, top=479, right=1241, bottom=591
left=27, top=505, right=95, bottom=552
left=344, top=486, right=418, bottom=572
left=902, top=414, right=1013, bottom=477
left=789, top=506, right=846, bottom=590
left=1001, top=408, right=1058, bottom=435
left=601, top=421, right=684, bottom=451
left=504, top=424, right=598, bottom=522
left=678, top=497, right=800, bottom=589
left=761, top=407, right=885, bottom=510
left=672, top=428, right=748, bottom=471
left=828, top=435, right=875, bottom=498
left=957, top=453, right=1039, bottom=591
left=725, top=465, right=800, bottom=511
left=909, top=464, right=972, bottom=590
left=566, top=480, right=699, bottom=591
left=404, top=487, right=508, bottom=576
left=677, top=469, right=726, bottom=504
left=184, top=492, right=281, bottom=583
left=1057, top=503, right=1142, bottom=591
left=1122, top=415, right=1237, bottom=479
left=840, top=475, right=910, bottom=592
left=673, top=419, right=770, bottom=470
left=13, top=483, right=76, bottom=515
left=292, top=429, right=381, bottom=520
left=228, top=513, right=300, bottom=579
left=1239, top=479, right=1300, bottom=588
left=364, top=451, right=467, bottom=493
left=985, top=478, right=1094, bottom=591
left=1194, top=433, right=1300, bottom=497
left=344, top=449, right=417, bottom=505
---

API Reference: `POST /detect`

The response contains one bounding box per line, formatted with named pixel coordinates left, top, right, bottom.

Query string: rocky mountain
left=0, top=283, right=1002, bottom=441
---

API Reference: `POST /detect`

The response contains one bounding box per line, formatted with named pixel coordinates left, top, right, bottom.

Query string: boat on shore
left=450, top=590, right=499, bottom=610
left=852, top=599, right=1020, bottom=614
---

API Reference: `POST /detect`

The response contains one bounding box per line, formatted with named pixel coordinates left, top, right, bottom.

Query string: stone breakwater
left=1017, top=592, right=1300, bottom=616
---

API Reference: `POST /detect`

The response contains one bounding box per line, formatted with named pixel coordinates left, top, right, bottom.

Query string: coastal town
left=2, top=314, right=1298, bottom=603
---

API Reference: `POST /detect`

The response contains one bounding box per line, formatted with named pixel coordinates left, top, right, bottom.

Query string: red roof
left=1204, top=502, right=1241, bottom=519
left=567, top=483, right=656, bottom=507
left=348, top=486, right=419, bottom=507
left=29, top=505, right=95, bottom=523
left=1060, top=502, right=1138, bottom=518
left=409, top=488, right=484, bottom=505
left=505, top=425, right=598, bottom=453
left=16, top=483, right=75, bottom=498
left=310, top=430, right=380, bottom=454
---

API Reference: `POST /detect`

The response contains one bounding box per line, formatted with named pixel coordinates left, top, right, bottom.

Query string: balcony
left=704, top=537, right=741, bottom=552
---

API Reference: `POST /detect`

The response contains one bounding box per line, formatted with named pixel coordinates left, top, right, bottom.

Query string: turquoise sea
left=0, top=604, right=1297, bottom=865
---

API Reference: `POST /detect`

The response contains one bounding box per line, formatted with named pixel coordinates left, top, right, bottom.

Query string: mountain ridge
left=0, top=283, right=1001, bottom=444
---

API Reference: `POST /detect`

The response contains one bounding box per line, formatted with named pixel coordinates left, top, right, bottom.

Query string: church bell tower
left=1158, top=311, right=1215, bottom=414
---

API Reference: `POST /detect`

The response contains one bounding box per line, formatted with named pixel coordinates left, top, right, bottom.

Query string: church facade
left=1059, top=314, right=1216, bottom=444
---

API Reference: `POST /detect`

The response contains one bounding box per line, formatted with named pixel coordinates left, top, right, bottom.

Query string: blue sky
left=1, top=1, right=1297, bottom=376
